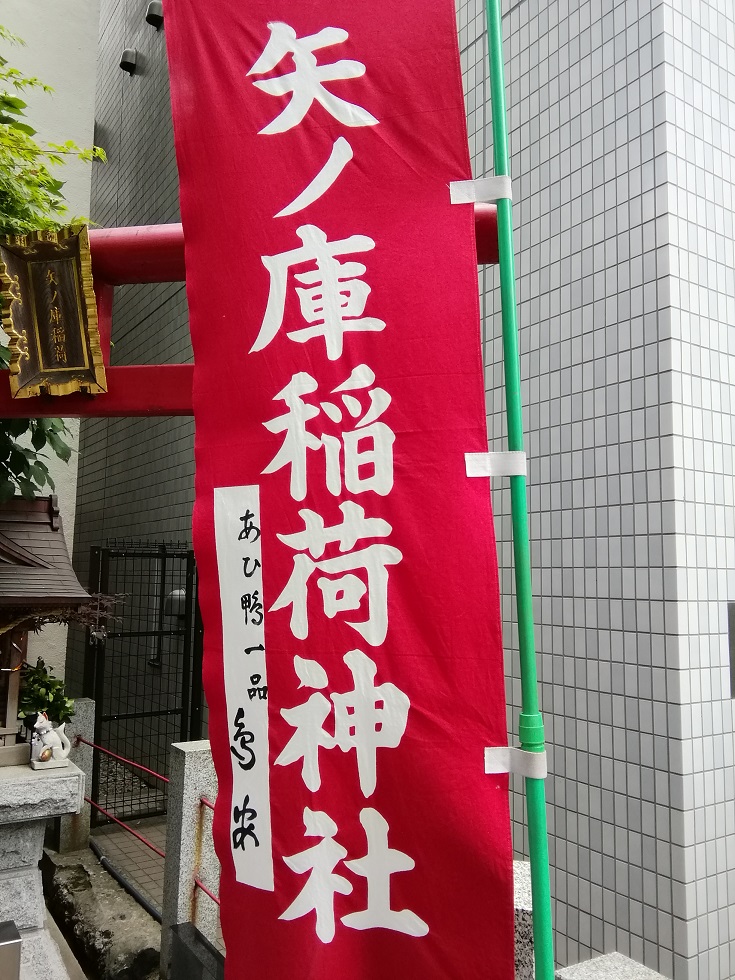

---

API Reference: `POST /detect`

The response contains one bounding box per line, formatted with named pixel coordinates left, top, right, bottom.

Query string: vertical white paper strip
left=214, top=485, right=273, bottom=891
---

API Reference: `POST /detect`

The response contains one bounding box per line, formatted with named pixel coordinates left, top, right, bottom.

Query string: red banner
left=165, top=1, right=514, bottom=976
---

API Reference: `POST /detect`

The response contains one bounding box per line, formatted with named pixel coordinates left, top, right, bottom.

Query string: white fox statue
left=31, top=712, right=72, bottom=768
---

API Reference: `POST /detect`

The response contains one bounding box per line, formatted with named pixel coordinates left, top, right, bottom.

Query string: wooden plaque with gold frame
left=0, top=225, right=107, bottom=398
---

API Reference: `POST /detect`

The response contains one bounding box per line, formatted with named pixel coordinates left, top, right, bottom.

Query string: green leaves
left=46, top=429, right=72, bottom=462
left=5, top=418, right=29, bottom=438
left=19, top=657, right=75, bottom=723
left=30, top=423, right=45, bottom=450
left=0, top=94, right=27, bottom=112
left=17, top=474, right=36, bottom=499
left=31, top=460, right=54, bottom=489
left=0, top=418, right=71, bottom=499
left=0, top=94, right=35, bottom=137
left=0, top=27, right=105, bottom=235
left=8, top=445, right=28, bottom=474
left=0, top=25, right=23, bottom=46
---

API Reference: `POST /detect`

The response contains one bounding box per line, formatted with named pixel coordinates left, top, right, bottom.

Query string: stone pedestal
left=0, top=762, right=84, bottom=980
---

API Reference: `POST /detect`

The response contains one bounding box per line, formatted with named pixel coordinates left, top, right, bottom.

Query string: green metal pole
left=483, top=1, right=555, bottom=977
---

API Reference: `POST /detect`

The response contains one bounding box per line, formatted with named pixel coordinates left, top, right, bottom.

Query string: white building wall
left=662, top=2, right=735, bottom=977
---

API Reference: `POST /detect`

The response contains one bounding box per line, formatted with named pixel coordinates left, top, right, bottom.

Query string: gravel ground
left=96, top=754, right=167, bottom=820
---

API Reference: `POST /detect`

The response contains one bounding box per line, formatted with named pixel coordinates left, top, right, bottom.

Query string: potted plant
left=19, top=656, right=75, bottom=727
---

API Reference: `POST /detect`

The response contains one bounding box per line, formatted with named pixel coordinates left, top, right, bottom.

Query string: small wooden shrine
left=0, top=495, right=89, bottom=765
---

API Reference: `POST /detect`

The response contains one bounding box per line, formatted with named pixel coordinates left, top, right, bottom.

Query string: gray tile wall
left=66, top=0, right=194, bottom=696
left=456, top=0, right=734, bottom=978
left=661, top=2, right=735, bottom=978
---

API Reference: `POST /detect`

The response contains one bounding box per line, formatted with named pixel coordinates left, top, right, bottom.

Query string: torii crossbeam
left=0, top=207, right=499, bottom=418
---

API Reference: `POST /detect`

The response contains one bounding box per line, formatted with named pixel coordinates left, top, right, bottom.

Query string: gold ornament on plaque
left=0, top=225, right=107, bottom=398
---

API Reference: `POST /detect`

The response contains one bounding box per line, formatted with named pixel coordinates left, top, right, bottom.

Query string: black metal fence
left=83, top=541, right=203, bottom=824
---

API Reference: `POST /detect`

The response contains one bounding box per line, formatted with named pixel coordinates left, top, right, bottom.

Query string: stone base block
left=0, top=867, right=44, bottom=930
left=170, top=923, right=224, bottom=980
left=0, top=820, right=44, bottom=870
left=20, top=928, right=73, bottom=980
left=556, top=952, right=667, bottom=980
left=0, top=762, right=84, bottom=822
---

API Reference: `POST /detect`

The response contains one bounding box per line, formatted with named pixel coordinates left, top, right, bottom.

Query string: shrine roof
left=0, top=496, right=89, bottom=607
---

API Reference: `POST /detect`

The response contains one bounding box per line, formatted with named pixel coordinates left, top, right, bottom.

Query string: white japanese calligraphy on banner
left=214, top=485, right=273, bottom=890
left=247, top=24, right=379, bottom=135
left=244, top=20, right=423, bottom=939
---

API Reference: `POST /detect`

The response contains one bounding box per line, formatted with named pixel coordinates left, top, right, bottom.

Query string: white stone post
left=160, top=740, right=219, bottom=978
left=52, top=698, right=95, bottom=854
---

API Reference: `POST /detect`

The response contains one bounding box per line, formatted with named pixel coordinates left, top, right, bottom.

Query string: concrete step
left=556, top=952, right=668, bottom=979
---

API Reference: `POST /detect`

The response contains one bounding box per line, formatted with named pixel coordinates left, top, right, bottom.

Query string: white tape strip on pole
left=465, top=451, right=527, bottom=478
left=449, top=175, right=513, bottom=204
left=485, top=746, right=548, bottom=779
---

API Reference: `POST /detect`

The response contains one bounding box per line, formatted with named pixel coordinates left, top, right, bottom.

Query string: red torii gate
left=0, top=206, right=499, bottom=418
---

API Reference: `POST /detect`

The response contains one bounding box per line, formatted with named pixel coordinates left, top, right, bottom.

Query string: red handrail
left=80, top=741, right=221, bottom=912
left=76, top=736, right=169, bottom=783
left=194, top=877, right=221, bottom=906
left=85, top=797, right=166, bottom=859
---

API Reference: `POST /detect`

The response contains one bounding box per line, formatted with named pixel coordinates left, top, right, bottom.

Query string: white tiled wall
left=662, top=1, right=735, bottom=978
left=455, top=0, right=735, bottom=978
